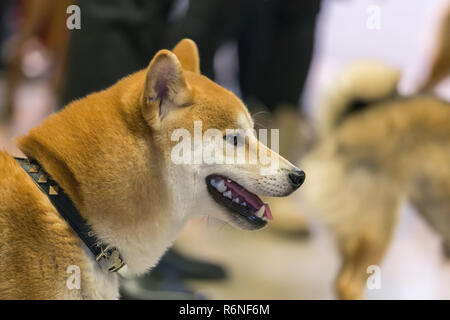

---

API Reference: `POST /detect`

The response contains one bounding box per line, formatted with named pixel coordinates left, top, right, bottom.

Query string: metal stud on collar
left=37, top=173, right=48, bottom=183
left=49, top=185, right=59, bottom=195
left=29, top=164, right=40, bottom=173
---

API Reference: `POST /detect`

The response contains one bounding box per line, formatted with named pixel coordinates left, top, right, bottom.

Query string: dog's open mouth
left=206, top=174, right=273, bottom=228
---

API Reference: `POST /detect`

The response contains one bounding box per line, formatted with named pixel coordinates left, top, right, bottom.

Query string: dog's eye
left=224, top=134, right=240, bottom=146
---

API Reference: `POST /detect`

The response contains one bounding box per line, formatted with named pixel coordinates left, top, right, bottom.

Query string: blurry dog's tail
left=419, top=5, right=450, bottom=92
left=315, top=60, right=401, bottom=136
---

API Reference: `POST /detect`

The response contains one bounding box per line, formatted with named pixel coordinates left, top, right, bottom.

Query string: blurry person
left=166, top=0, right=322, bottom=114
left=419, top=4, right=450, bottom=93
left=0, top=0, right=10, bottom=72
left=62, top=0, right=175, bottom=105
left=3, top=0, right=73, bottom=122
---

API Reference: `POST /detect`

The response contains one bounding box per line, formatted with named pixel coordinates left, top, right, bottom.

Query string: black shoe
left=162, top=249, right=228, bottom=281
left=120, top=262, right=206, bottom=300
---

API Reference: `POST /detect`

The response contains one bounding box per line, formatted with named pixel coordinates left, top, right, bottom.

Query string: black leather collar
left=15, top=157, right=125, bottom=273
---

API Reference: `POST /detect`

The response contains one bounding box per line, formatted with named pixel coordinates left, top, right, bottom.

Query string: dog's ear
left=143, top=49, right=192, bottom=125
left=172, top=38, right=200, bottom=73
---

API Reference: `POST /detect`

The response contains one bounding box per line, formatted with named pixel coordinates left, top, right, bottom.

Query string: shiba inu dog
left=291, top=60, right=450, bottom=299
left=0, top=39, right=304, bottom=299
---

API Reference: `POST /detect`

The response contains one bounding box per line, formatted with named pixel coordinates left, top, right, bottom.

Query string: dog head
left=142, top=39, right=305, bottom=230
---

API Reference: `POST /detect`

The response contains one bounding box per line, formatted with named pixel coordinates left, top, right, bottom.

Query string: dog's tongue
left=224, top=179, right=273, bottom=220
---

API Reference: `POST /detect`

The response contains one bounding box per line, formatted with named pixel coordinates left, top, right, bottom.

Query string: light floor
left=176, top=206, right=450, bottom=299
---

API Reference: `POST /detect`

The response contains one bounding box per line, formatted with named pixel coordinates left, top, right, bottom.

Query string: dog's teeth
left=227, top=179, right=231, bottom=183
left=223, top=190, right=232, bottom=199
left=242, top=201, right=247, bottom=206
left=255, top=206, right=265, bottom=218
left=232, top=197, right=240, bottom=204
left=210, top=179, right=217, bottom=187
left=216, top=180, right=226, bottom=192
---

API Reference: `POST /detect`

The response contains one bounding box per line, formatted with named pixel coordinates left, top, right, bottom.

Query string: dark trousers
left=63, top=0, right=321, bottom=112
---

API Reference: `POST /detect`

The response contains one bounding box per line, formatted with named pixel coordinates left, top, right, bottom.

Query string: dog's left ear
left=172, top=38, right=200, bottom=73
left=143, top=49, right=192, bottom=126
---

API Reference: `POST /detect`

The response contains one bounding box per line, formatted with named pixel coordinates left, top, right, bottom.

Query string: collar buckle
left=95, top=245, right=125, bottom=273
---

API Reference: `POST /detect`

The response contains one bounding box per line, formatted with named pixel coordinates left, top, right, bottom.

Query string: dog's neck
left=16, top=71, right=188, bottom=274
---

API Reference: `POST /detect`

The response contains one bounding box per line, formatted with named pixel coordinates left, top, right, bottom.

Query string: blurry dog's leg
left=409, top=170, right=450, bottom=260
left=336, top=234, right=384, bottom=300
left=335, top=199, right=401, bottom=300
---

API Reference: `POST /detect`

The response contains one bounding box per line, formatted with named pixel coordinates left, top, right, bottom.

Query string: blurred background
left=0, top=0, right=449, bottom=299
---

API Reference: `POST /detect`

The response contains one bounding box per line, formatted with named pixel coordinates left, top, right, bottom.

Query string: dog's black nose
left=289, top=168, right=305, bottom=189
